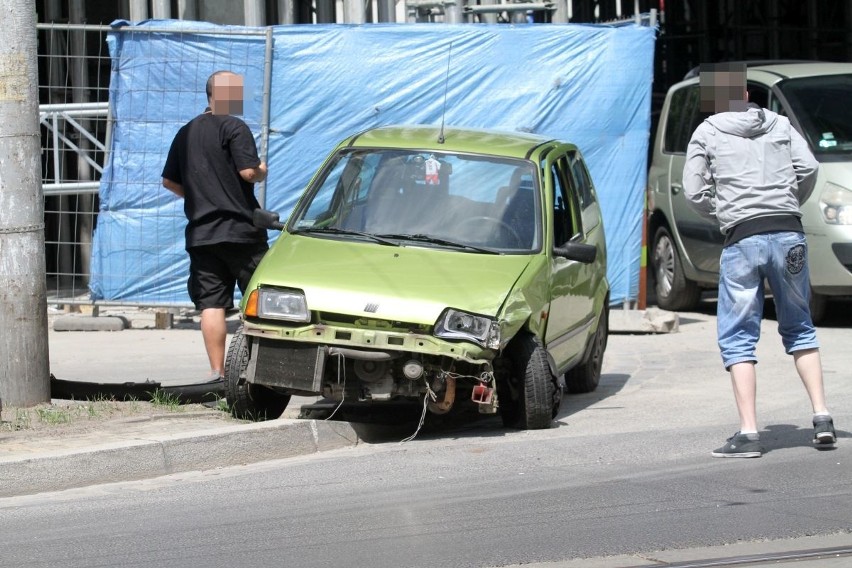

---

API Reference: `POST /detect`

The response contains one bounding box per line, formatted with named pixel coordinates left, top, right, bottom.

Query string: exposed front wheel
left=653, top=226, right=700, bottom=311
left=500, top=333, right=560, bottom=430
left=565, top=304, right=609, bottom=394
left=224, top=327, right=290, bottom=421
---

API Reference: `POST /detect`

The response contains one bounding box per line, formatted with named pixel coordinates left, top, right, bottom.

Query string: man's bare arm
left=239, top=161, right=268, bottom=184
left=162, top=177, right=185, bottom=198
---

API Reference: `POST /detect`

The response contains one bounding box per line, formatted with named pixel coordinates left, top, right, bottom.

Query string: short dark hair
left=206, top=70, right=231, bottom=100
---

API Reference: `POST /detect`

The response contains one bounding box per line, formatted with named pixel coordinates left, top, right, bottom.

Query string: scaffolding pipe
left=464, top=3, right=553, bottom=13
left=277, top=0, right=297, bottom=24
left=128, top=0, right=148, bottom=22
left=344, top=0, right=367, bottom=23
left=377, top=0, right=397, bottom=22
left=258, top=27, right=274, bottom=207
left=245, top=0, right=266, bottom=25
left=152, top=0, right=171, bottom=18
left=177, top=0, right=198, bottom=20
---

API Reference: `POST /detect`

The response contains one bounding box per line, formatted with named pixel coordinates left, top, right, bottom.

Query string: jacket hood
left=706, top=105, right=778, bottom=138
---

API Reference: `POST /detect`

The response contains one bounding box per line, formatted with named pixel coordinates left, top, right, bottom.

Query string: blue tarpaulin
left=93, top=21, right=655, bottom=306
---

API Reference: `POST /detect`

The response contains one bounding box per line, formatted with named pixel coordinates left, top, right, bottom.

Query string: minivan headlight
left=820, top=182, right=852, bottom=225
left=434, top=308, right=500, bottom=349
left=257, top=288, right=310, bottom=322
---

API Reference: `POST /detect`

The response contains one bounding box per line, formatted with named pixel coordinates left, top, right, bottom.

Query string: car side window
left=664, top=85, right=707, bottom=154
left=551, top=157, right=582, bottom=246
left=567, top=150, right=595, bottom=210
left=747, top=82, right=769, bottom=109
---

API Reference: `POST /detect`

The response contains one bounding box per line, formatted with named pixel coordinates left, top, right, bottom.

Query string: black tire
left=224, top=327, right=290, bottom=421
left=500, top=333, right=560, bottom=430
left=653, top=226, right=700, bottom=311
left=565, top=304, right=609, bottom=394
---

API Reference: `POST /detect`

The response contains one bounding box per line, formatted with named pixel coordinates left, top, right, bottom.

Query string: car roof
left=683, top=60, right=852, bottom=81
left=341, top=125, right=563, bottom=159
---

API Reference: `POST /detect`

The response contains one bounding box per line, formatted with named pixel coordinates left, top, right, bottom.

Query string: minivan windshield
left=777, top=74, right=852, bottom=155
left=289, top=149, right=541, bottom=253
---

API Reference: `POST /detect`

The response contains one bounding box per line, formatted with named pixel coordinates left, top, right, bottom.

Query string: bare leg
left=729, top=361, right=758, bottom=432
left=793, top=348, right=828, bottom=414
left=201, top=307, right=227, bottom=376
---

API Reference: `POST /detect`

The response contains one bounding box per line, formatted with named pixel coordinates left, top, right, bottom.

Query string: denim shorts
left=717, top=231, right=819, bottom=369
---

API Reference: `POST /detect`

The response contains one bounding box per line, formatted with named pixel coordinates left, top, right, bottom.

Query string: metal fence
left=38, top=23, right=273, bottom=309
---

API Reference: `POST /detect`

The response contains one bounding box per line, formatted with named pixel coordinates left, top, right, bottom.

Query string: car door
left=544, top=150, right=595, bottom=373
left=663, top=83, right=724, bottom=275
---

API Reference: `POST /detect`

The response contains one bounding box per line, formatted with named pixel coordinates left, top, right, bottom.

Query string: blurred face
left=210, top=73, right=244, bottom=116
left=699, top=66, right=748, bottom=113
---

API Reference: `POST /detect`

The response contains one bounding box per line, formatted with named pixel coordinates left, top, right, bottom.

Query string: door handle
left=671, top=182, right=683, bottom=195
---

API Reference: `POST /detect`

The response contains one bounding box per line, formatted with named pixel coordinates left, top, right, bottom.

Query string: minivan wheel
left=565, top=304, right=608, bottom=394
left=653, top=226, right=701, bottom=311
left=500, top=333, right=560, bottom=430
left=224, top=327, right=290, bottom=421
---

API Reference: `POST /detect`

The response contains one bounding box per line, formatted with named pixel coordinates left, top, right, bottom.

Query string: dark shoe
left=712, top=432, right=763, bottom=458
left=813, top=416, right=837, bottom=445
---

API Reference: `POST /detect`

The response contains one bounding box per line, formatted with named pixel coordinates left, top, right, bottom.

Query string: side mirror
left=553, top=241, right=597, bottom=264
left=253, top=208, right=285, bottom=231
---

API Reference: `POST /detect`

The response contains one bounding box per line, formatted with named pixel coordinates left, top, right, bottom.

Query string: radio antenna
left=437, top=41, right=453, bottom=144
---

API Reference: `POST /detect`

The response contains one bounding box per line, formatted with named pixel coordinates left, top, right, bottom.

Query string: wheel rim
left=654, top=235, right=675, bottom=297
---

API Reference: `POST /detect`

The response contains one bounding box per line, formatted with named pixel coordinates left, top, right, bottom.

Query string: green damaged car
left=225, top=125, right=609, bottom=430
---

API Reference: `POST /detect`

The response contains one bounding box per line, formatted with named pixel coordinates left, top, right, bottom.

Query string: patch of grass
left=149, top=389, right=182, bottom=411
left=36, top=407, right=73, bottom=425
left=0, top=408, right=32, bottom=431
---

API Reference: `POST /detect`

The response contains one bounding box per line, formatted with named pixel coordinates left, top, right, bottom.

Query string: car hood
left=249, top=234, right=534, bottom=324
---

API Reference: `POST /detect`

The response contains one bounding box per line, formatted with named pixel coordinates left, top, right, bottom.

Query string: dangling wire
left=399, top=378, right=437, bottom=443
left=324, top=352, right=346, bottom=421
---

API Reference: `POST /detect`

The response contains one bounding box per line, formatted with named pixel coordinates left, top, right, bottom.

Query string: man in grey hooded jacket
left=683, top=62, right=835, bottom=458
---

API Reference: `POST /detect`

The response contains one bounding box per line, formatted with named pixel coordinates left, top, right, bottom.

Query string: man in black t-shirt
left=162, top=70, right=268, bottom=381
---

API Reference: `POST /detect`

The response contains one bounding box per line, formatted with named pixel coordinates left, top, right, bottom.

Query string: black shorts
left=187, top=241, right=268, bottom=310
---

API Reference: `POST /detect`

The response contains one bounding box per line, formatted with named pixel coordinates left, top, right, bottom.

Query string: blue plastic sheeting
left=93, top=21, right=655, bottom=306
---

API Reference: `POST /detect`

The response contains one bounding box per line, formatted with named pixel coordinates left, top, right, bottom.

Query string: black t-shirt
left=162, top=111, right=266, bottom=248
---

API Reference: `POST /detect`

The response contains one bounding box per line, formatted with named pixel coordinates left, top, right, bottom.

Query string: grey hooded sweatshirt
left=682, top=105, right=819, bottom=235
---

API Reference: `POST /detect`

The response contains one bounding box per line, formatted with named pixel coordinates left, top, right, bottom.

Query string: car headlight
left=820, top=182, right=852, bottom=225
left=434, top=309, right=500, bottom=349
left=254, top=288, right=310, bottom=322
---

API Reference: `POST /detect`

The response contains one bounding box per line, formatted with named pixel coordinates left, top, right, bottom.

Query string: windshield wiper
left=376, top=233, right=501, bottom=254
left=293, top=227, right=400, bottom=246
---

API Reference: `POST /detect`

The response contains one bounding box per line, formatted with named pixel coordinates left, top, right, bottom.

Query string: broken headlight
left=434, top=308, right=500, bottom=349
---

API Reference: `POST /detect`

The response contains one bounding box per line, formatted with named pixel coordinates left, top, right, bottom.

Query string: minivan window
left=664, top=85, right=707, bottom=153
left=777, top=74, right=852, bottom=155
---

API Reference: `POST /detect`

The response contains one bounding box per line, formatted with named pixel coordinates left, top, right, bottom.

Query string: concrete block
left=53, top=315, right=129, bottom=332
left=609, top=307, right=679, bottom=334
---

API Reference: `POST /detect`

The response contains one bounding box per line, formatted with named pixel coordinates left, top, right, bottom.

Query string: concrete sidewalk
left=3, top=303, right=849, bottom=500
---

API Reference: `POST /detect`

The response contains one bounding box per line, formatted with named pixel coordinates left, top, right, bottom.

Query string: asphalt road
left=1, top=302, right=850, bottom=568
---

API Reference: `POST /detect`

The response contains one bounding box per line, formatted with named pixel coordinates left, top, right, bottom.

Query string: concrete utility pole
left=0, top=0, right=51, bottom=407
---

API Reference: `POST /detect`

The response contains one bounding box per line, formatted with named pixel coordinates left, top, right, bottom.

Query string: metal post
left=177, top=0, right=198, bottom=21
left=480, top=0, right=498, bottom=23
left=245, top=0, right=266, bottom=25
left=0, top=0, right=52, bottom=406
left=445, top=0, right=463, bottom=23
left=277, top=0, right=297, bottom=24
left=128, top=0, right=148, bottom=22
left=344, top=0, right=367, bottom=23
left=377, top=0, right=396, bottom=22
left=70, top=0, right=94, bottom=294
left=316, top=0, right=336, bottom=23
left=152, top=0, right=172, bottom=19
left=258, top=28, right=274, bottom=207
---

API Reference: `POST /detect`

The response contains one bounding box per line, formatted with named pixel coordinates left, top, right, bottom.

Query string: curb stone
left=0, top=418, right=359, bottom=498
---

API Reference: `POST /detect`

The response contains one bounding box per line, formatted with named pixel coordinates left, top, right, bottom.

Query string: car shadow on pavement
left=759, top=423, right=846, bottom=453
left=554, top=372, right=631, bottom=426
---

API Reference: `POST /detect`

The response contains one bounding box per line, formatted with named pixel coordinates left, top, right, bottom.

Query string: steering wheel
left=467, top=216, right=523, bottom=248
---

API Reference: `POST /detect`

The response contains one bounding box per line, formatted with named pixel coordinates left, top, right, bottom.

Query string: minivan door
left=663, top=84, right=723, bottom=274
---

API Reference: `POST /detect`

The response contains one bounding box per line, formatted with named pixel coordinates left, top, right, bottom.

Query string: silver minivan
left=648, top=62, right=852, bottom=321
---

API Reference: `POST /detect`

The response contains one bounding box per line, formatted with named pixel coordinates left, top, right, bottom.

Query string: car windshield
left=290, top=149, right=540, bottom=253
left=777, top=74, right=852, bottom=155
